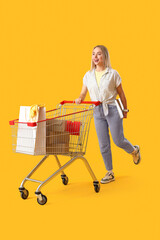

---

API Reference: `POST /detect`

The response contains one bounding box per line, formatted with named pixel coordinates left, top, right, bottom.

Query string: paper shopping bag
left=16, top=105, right=46, bottom=155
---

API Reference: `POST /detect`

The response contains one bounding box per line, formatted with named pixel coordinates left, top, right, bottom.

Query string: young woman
left=75, top=45, right=141, bottom=184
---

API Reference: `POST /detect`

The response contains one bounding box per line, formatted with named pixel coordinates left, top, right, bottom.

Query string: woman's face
left=92, top=47, right=105, bottom=67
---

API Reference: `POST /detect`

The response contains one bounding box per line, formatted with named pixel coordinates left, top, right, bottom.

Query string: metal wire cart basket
left=9, top=101, right=101, bottom=205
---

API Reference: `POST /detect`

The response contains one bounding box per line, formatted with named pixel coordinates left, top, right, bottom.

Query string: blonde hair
left=91, top=45, right=111, bottom=70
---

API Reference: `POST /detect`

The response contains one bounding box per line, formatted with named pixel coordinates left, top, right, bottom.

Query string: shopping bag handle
left=60, top=100, right=101, bottom=106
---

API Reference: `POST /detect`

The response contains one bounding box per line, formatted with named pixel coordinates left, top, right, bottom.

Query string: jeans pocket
left=108, top=105, right=116, bottom=109
left=108, top=105, right=119, bottom=117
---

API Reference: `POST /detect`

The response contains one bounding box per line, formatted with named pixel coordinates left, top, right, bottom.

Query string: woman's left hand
left=123, top=112, right=128, bottom=118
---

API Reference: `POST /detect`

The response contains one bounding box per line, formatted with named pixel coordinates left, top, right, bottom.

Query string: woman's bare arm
left=75, top=85, right=88, bottom=103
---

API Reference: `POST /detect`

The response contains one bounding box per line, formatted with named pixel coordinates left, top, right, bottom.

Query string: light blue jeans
left=93, top=104, right=134, bottom=171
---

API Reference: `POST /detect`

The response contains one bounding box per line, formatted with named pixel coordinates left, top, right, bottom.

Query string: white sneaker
left=132, top=145, right=141, bottom=165
left=100, top=172, right=115, bottom=184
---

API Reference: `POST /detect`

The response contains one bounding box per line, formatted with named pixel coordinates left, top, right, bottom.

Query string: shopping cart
left=9, top=100, right=101, bottom=205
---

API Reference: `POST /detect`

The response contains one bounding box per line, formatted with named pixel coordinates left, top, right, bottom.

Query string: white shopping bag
left=16, top=105, right=46, bottom=155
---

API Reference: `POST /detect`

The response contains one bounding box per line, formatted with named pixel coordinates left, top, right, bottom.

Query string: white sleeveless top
left=83, top=67, right=122, bottom=116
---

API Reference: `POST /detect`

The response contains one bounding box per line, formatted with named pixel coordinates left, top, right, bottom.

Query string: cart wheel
left=93, top=181, right=100, bottom=193
left=61, top=175, right=69, bottom=185
left=20, top=189, right=29, bottom=199
left=37, top=194, right=47, bottom=205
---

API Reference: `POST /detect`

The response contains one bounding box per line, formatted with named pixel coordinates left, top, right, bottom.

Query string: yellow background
left=1, top=0, right=160, bottom=239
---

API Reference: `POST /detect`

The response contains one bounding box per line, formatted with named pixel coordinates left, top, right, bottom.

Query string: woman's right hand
left=75, top=85, right=88, bottom=104
left=75, top=97, right=82, bottom=104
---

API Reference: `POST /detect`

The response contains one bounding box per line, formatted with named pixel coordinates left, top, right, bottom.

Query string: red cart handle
left=60, top=100, right=101, bottom=106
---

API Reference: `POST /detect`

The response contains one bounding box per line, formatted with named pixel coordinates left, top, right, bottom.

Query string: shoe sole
left=134, top=145, right=141, bottom=165
left=100, top=178, right=115, bottom=184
